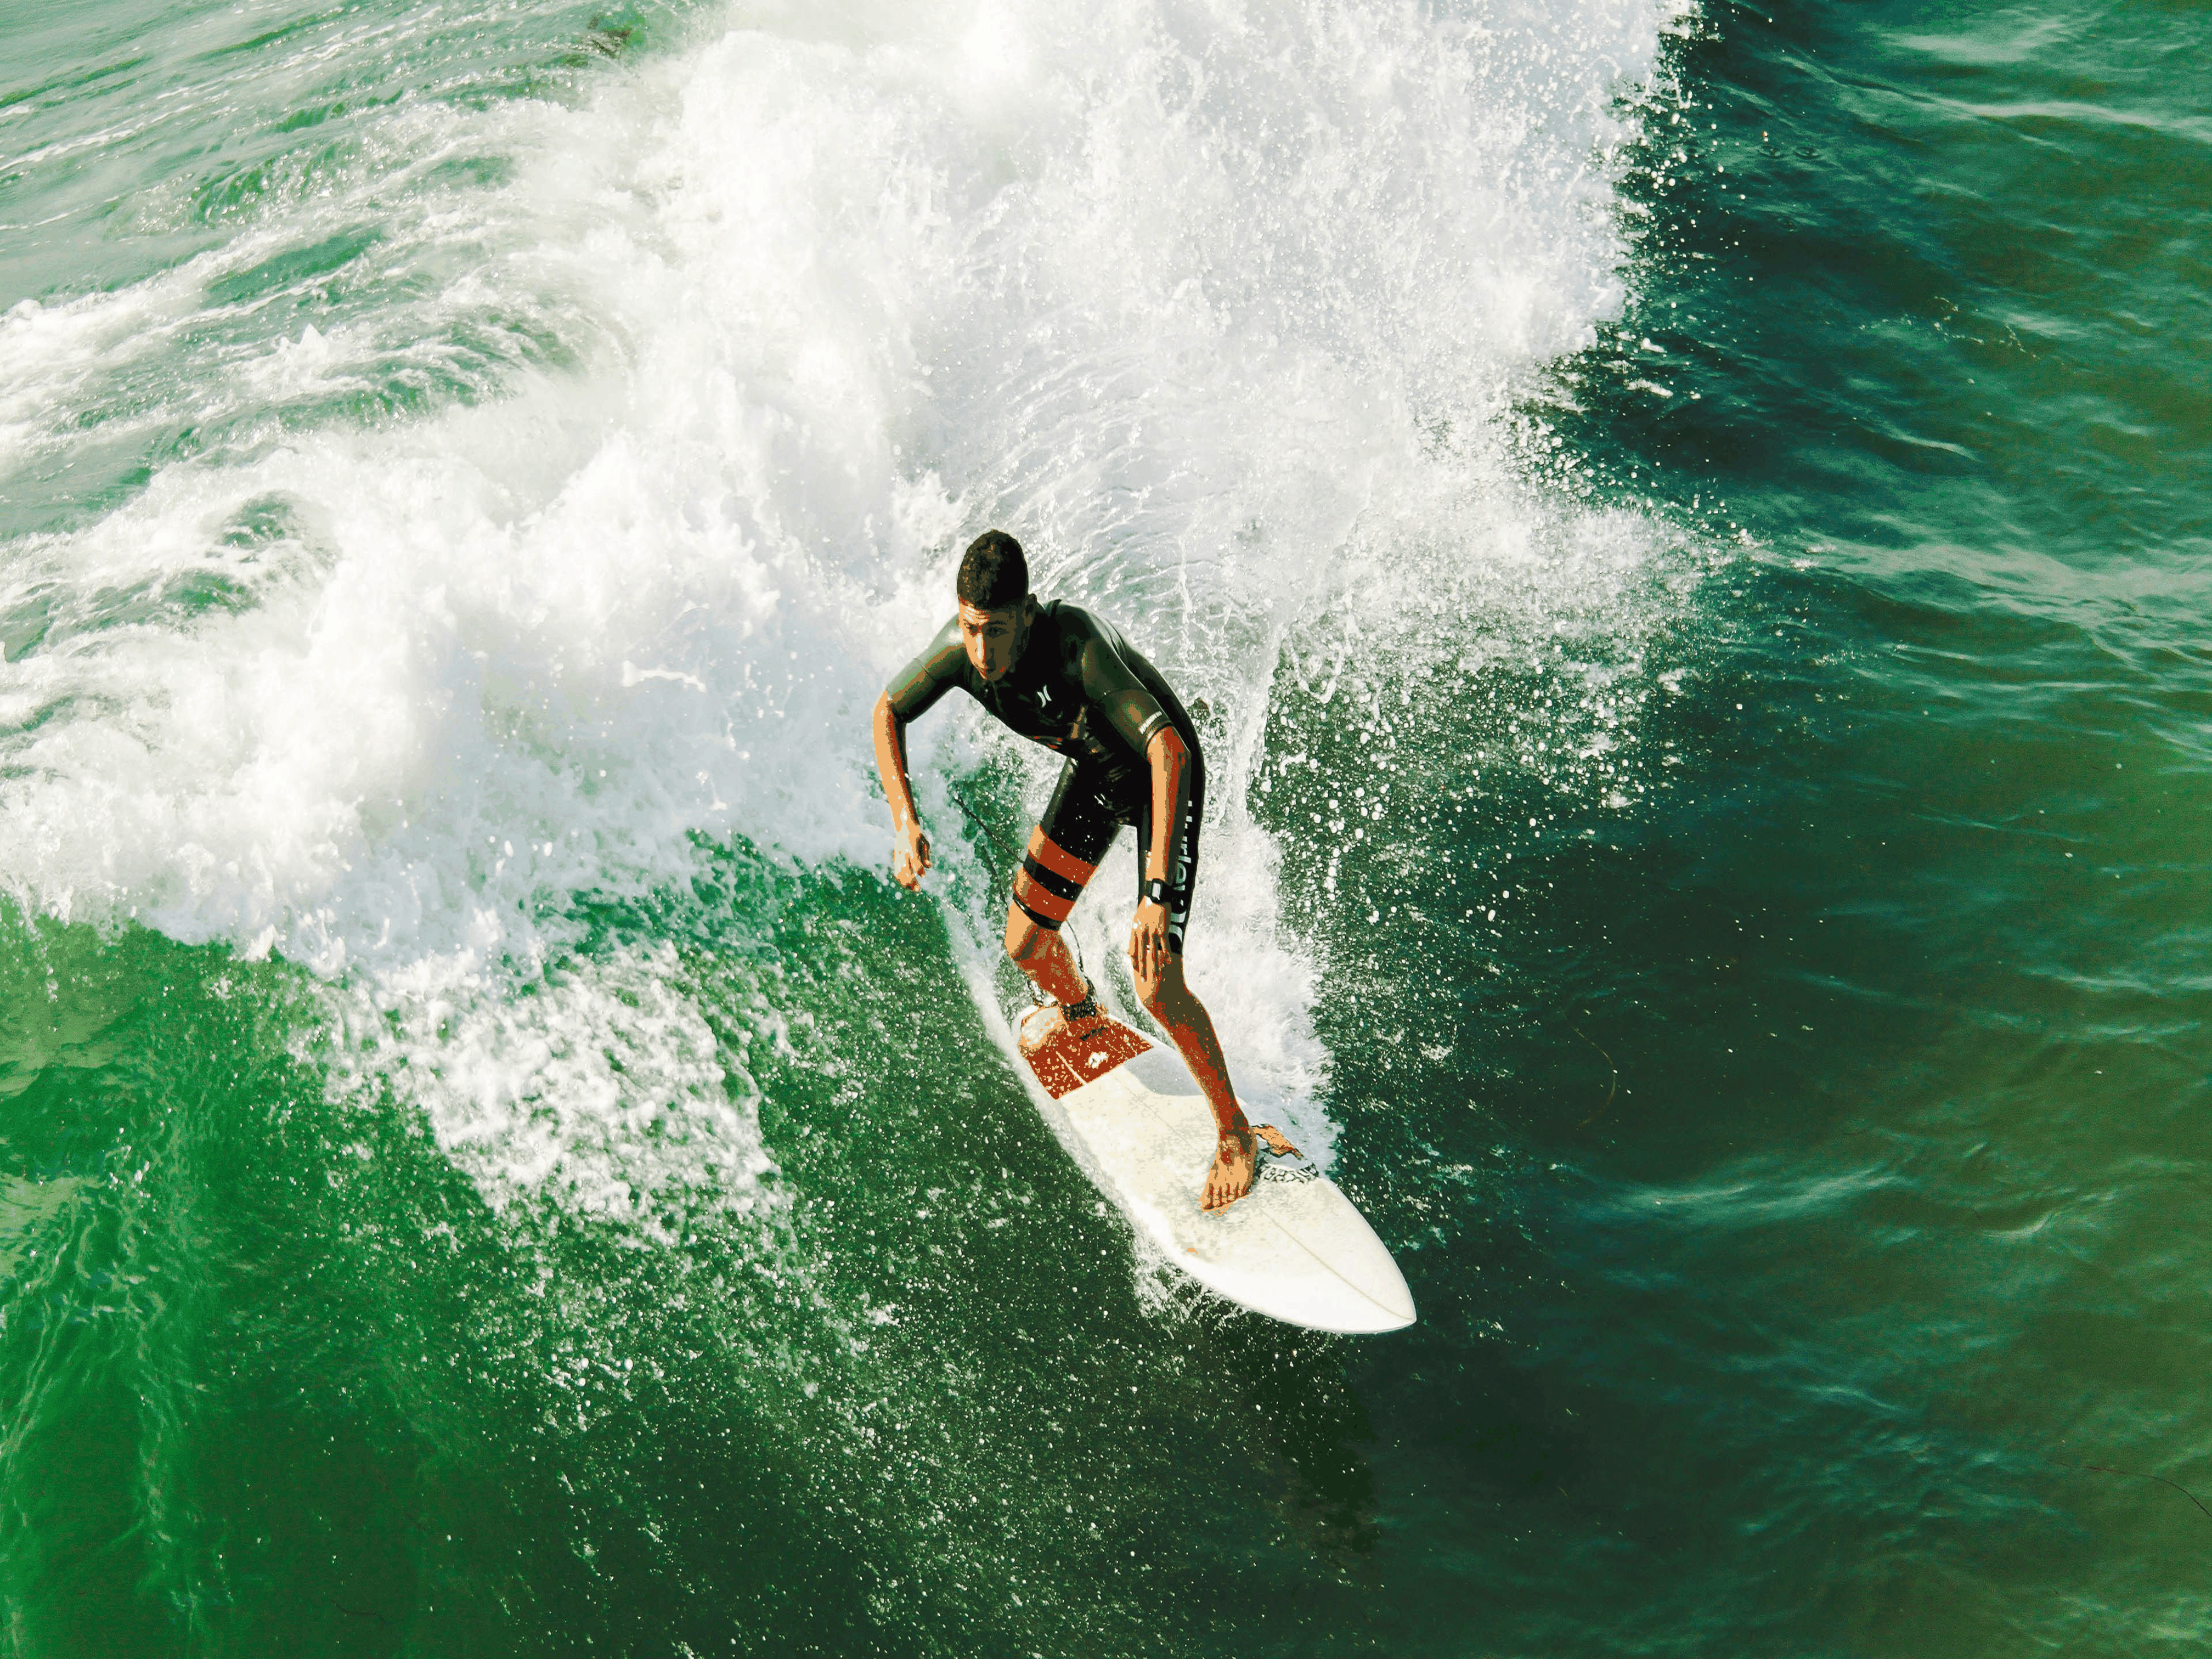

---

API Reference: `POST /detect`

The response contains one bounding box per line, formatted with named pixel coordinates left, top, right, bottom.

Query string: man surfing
left=871, top=530, right=1296, bottom=1212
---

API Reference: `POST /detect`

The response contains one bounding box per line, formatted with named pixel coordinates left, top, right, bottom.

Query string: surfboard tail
left=1018, top=1012, right=1152, bottom=1099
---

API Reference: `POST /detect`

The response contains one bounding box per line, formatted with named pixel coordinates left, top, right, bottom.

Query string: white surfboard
left=1015, top=1011, right=1415, bottom=1335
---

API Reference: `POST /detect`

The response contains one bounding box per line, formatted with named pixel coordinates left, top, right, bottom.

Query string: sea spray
left=2, top=0, right=1686, bottom=1226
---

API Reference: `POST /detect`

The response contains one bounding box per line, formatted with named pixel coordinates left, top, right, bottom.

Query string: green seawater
left=3, top=0, right=2208, bottom=1654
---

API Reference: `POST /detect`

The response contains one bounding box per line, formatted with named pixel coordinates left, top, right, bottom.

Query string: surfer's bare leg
left=1133, top=953, right=1260, bottom=1212
left=1008, top=832, right=1101, bottom=1013
left=1004, top=906, right=1088, bottom=1006
left=1005, top=827, right=1098, bottom=1013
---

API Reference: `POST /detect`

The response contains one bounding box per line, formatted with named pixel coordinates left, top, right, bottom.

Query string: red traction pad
left=1020, top=1014, right=1153, bottom=1101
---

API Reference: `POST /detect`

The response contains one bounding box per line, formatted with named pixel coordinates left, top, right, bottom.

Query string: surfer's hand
left=1128, top=898, right=1170, bottom=978
left=893, top=821, right=931, bottom=889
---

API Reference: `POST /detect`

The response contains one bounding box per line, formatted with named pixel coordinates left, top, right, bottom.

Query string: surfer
left=872, top=531, right=1294, bottom=1212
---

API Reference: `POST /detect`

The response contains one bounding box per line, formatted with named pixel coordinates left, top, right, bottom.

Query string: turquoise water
left=3, top=0, right=2207, bottom=1652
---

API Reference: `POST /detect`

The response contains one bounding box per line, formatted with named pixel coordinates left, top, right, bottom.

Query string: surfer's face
left=959, top=597, right=1033, bottom=683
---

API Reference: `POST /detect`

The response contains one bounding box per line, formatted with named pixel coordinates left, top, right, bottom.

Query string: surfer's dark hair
left=957, top=531, right=1028, bottom=610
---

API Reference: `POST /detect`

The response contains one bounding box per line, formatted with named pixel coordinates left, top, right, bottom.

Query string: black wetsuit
left=884, top=602, right=1204, bottom=950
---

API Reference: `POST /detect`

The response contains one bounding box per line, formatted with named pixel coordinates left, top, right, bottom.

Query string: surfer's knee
left=1136, top=972, right=1165, bottom=1017
left=1005, top=904, right=1045, bottom=962
left=1136, top=956, right=1189, bottom=1021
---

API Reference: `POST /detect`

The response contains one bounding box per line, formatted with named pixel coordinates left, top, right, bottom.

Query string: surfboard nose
left=1346, top=1267, right=1418, bottom=1334
left=1178, top=1173, right=1419, bottom=1335
left=1247, top=1231, right=1417, bottom=1334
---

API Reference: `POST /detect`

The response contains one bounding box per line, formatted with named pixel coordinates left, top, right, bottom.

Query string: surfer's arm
left=876, top=620, right=963, bottom=890
left=871, top=692, right=930, bottom=887
left=1128, top=725, right=1191, bottom=974
left=1141, top=726, right=1192, bottom=888
left=1064, top=623, right=1190, bottom=965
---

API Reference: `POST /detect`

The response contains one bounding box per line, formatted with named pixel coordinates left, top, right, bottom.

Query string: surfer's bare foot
left=1201, top=1122, right=1301, bottom=1213
left=1202, top=1127, right=1256, bottom=1212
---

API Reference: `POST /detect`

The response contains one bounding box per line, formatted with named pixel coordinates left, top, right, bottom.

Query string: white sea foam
left=0, top=0, right=1683, bottom=1222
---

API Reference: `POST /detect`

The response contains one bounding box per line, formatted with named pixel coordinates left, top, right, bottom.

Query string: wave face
left=2, top=0, right=1680, bottom=1222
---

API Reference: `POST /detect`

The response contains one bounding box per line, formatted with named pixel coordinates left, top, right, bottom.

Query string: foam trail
left=0, top=0, right=1684, bottom=1222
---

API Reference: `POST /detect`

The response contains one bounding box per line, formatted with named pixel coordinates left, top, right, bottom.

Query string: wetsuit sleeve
left=1074, top=633, right=1172, bottom=755
left=883, top=615, right=967, bottom=722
